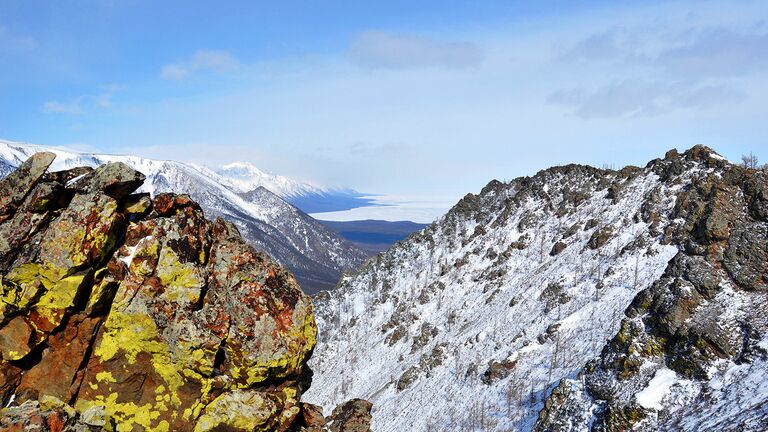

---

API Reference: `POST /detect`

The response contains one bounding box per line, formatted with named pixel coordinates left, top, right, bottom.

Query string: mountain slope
left=238, top=186, right=370, bottom=291
left=303, top=146, right=768, bottom=431
left=0, top=139, right=367, bottom=293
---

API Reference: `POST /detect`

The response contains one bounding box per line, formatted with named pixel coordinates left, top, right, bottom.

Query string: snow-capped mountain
left=212, top=161, right=325, bottom=197
left=304, top=146, right=768, bottom=431
left=0, top=139, right=367, bottom=293
left=208, top=161, right=376, bottom=214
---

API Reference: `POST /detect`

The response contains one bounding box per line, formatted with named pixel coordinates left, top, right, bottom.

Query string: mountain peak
left=213, top=160, right=327, bottom=198
left=218, top=160, right=269, bottom=177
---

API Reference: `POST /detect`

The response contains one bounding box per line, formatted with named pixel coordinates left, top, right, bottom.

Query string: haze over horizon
left=1, top=0, right=767, bottom=210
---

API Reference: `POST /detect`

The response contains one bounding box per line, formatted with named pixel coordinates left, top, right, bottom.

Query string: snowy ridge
left=305, top=162, right=683, bottom=430
left=0, top=139, right=367, bottom=293
left=304, top=146, right=768, bottom=431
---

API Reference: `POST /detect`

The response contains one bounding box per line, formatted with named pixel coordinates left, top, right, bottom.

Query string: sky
left=1, top=0, right=767, bottom=209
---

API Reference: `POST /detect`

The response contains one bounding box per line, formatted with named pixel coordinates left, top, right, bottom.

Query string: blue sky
left=1, top=0, right=767, bottom=201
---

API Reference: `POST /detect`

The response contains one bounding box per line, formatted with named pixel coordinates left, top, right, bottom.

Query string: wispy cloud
left=161, top=49, right=239, bottom=80
left=656, top=28, right=768, bottom=77
left=41, top=85, right=123, bottom=115
left=42, top=99, right=84, bottom=114
left=548, top=80, right=744, bottom=118
left=555, top=26, right=650, bottom=64
left=348, top=30, right=483, bottom=69
left=550, top=22, right=767, bottom=118
left=316, top=141, right=405, bottom=158
left=0, top=24, right=37, bottom=51
left=557, top=24, right=768, bottom=78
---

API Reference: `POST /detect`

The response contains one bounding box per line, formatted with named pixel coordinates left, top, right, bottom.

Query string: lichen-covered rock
left=0, top=154, right=327, bottom=431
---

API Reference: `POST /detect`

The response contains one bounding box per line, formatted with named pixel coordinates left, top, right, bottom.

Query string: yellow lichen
left=76, top=392, right=168, bottom=432
left=193, top=390, right=277, bottom=432
left=94, top=311, right=184, bottom=392
left=33, top=273, right=87, bottom=327
left=3, top=263, right=65, bottom=311
left=156, top=247, right=204, bottom=304
left=96, top=371, right=117, bottom=383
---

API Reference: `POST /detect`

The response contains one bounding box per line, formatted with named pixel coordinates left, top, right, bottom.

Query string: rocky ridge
left=304, top=146, right=767, bottom=431
left=0, top=140, right=368, bottom=294
left=534, top=147, right=768, bottom=431
left=0, top=154, right=372, bottom=431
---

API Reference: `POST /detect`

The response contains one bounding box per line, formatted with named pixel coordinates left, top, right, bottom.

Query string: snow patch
left=636, top=368, right=678, bottom=410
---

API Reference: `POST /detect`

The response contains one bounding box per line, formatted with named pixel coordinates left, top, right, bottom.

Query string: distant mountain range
left=0, top=139, right=368, bottom=293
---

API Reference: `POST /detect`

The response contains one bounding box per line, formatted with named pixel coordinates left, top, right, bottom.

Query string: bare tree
left=742, top=153, right=759, bottom=169
left=632, top=255, right=640, bottom=290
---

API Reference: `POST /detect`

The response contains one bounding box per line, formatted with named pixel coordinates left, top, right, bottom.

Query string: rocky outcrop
left=0, top=141, right=369, bottom=295
left=535, top=146, right=768, bottom=431
left=0, top=154, right=370, bottom=431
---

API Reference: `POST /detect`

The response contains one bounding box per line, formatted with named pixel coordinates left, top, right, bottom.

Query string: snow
left=117, top=236, right=152, bottom=268
left=636, top=368, right=678, bottom=410
left=65, top=173, right=88, bottom=187
left=707, top=151, right=728, bottom=161
left=305, top=163, right=686, bottom=431
left=118, top=245, right=138, bottom=268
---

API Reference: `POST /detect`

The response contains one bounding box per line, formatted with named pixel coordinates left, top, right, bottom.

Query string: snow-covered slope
left=304, top=146, right=768, bottom=431
left=0, top=139, right=367, bottom=293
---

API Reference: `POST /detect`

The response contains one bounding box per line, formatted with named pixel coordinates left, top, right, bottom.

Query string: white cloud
left=348, top=30, right=483, bottom=69
left=161, top=49, right=240, bottom=80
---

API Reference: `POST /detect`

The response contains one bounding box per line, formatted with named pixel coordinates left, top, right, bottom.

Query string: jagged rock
left=0, top=316, right=34, bottom=361
left=550, top=241, right=567, bottom=256
left=0, top=152, right=56, bottom=223
left=298, top=403, right=327, bottom=430
left=82, top=162, right=146, bottom=199
left=587, top=226, right=613, bottom=250
left=0, top=154, right=329, bottom=431
left=327, top=399, right=373, bottom=432
left=481, top=359, right=517, bottom=384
